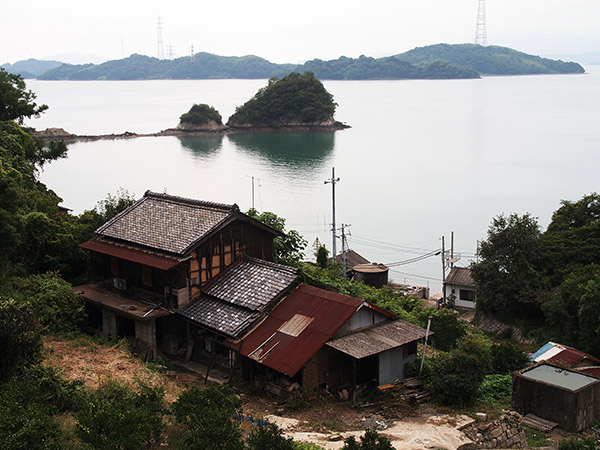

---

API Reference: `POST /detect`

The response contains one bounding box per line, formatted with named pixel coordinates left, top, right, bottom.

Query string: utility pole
left=441, top=235, right=446, bottom=304
left=324, top=167, right=340, bottom=259
left=451, top=231, right=454, bottom=269
left=340, top=223, right=351, bottom=278
left=246, top=175, right=260, bottom=210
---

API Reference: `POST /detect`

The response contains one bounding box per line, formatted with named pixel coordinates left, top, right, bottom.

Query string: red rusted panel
left=240, top=285, right=364, bottom=377
left=80, top=239, right=180, bottom=270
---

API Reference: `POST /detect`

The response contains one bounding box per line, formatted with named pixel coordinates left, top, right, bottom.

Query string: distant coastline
left=4, top=44, right=584, bottom=81
left=31, top=122, right=351, bottom=143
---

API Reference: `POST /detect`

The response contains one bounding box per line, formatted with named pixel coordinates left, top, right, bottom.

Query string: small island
left=32, top=72, right=348, bottom=142
left=227, top=72, right=346, bottom=130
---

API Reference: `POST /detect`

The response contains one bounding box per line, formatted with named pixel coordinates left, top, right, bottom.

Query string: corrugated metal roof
left=531, top=342, right=600, bottom=367
left=445, top=267, right=475, bottom=287
left=326, top=319, right=429, bottom=359
left=204, top=257, right=298, bottom=310
left=239, top=285, right=368, bottom=377
left=521, top=364, right=598, bottom=392
left=79, top=239, right=181, bottom=270
left=95, top=191, right=234, bottom=255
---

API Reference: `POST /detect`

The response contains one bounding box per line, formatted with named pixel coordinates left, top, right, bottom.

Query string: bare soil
left=43, top=335, right=475, bottom=449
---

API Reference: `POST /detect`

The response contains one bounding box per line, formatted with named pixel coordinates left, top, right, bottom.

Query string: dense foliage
left=76, top=380, right=164, bottom=450
left=179, top=103, right=223, bottom=125
left=228, top=72, right=337, bottom=127
left=471, top=193, right=600, bottom=357
left=396, top=43, right=585, bottom=75
left=246, top=208, right=307, bottom=265
left=0, top=68, right=48, bottom=123
left=341, top=429, right=394, bottom=450
left=173, top=385, right=243, bottom=450
left=31, top=45, right=582, bottom=80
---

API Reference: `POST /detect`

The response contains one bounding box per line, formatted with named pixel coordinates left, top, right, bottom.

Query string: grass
left=523, top=425, right=553, bottom=448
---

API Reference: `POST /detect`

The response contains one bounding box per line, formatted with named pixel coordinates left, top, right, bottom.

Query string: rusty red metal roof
left=80, top=239, right=180, bottom=270
left=240, top=284, right=380, bottom=377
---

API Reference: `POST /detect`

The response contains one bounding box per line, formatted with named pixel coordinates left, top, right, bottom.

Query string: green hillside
left=395, top=43, right=585, bottom=75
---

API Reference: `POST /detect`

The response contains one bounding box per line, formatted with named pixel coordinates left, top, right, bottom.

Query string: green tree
left=490, top=342, right=529, bottom=374
left=246, top=208, right=307, bottom=266
left=0, top=68, right=48, bottom=124
left=471, top=213, right=545, bottom=320
left=172, top=385, right=243, bottom=450
left=246, top=424, right=297, bottom=450
left=76, top=380, right=164, bottom=450
left=342, top=429, right=394, bottom=450
left=0, top=299, right=42, bottom=382
left=541, top=193, right=600, bottom=285
left=179, top=103, right=223, bottom=125
left=431, top=333, right=491, bottom=407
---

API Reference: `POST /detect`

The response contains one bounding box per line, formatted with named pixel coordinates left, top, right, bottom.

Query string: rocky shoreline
left=31, top=122, right=350, bottom=143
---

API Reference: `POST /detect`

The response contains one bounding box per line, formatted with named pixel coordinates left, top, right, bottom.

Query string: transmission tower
left=157, top=17, right=165, bottom=60
left=474, top=0, right=488, bottom=46
left=167, top=43, right=175, bottom=60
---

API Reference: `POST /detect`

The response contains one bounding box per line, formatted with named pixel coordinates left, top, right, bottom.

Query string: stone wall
left=460, top=411, right=527, bottom=449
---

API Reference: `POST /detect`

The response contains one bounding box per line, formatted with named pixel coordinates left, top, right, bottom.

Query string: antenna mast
left=157, top=17, right=165, bottom=60
left=474, top=0, right=488, bottom=46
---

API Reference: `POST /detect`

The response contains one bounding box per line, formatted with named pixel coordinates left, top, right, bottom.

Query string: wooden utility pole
left=324, top=167, right=340, bottom=259
left=441, top=235, right=446, bottom=304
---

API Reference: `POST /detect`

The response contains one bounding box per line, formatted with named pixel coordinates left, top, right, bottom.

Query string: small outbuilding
left=443, top=267, right=476, bottom=309
left=512, top=363, right=600, bottom=432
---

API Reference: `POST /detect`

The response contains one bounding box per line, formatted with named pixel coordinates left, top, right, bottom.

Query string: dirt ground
left=43, top=335, right=476, bottom=450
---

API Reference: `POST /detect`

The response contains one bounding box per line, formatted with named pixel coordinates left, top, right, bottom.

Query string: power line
left=388, top=269, right=442, bottom=282
left=385, top=249, right=441, bottom=267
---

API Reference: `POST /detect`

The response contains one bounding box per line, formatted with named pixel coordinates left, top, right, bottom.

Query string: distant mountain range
left=2, top=44, right=584, bottom=81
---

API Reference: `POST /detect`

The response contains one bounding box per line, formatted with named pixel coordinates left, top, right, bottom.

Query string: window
left=459, top=289, right=476, bottom=302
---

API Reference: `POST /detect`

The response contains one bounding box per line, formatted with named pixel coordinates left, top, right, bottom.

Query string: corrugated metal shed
left=326, top=319, right=429, bottom=359
left=79, top=239, right=180, bottom=270
left=445, top=267, right=475, bottom=286
left=239, top=285, right=382, bottom=377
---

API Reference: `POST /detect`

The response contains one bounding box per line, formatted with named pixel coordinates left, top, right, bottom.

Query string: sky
left=4, top=0, right=600, bottom=65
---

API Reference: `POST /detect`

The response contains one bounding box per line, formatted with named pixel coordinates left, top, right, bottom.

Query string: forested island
left=4, top=44, right=584, bottom=81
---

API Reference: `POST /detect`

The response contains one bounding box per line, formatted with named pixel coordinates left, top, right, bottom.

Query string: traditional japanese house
left=237, top=284, right=430, bottom=394
left=76, top=191, right=283, bottom=357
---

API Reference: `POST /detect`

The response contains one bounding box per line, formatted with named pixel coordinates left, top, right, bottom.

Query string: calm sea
left=28, top=67, right=600, bottom=291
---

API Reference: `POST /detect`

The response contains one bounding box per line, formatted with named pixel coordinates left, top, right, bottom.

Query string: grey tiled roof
left=96, top=191, right=235, bottom=255
left=205, top=257, right=298, bottom=310
left=180, top=295, right=259, bottom=337
left=180, top=257, right=299, bottom=338
left=445, top=267, right=475, bottom=287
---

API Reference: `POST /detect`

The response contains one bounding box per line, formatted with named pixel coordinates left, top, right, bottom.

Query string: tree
left=76, top=380, right=164, bottom=450
left=246, top=424, right=297, bottom=450
left=172, top=385, right=243, bottom=450
left=0, top=68, right=48, bottom=124
left=471, top=213, right=545, bottom=320
left=342, top=429, right=394, bottom=450
left=316, top=245, right=330, bottom=268
left=0, top=299, right=42, bottom=382
left=541, top=193, right=600, bottom=285
left=179, top=104, right=222, bottom=125
left=246, top=208, right=307, bottom=266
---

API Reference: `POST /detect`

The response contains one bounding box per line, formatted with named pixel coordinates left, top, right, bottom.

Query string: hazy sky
left=4, top=0, right=600, bottom=64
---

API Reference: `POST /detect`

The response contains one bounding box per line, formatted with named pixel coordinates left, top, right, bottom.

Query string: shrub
left=558, top=437, right=598, bottom=450
left=477, top=374, right=512, bottom=405
left=342, top=429, right=394, bottom=450
left=0, top=298, right=41, bottom=381
left=490, top=342, right=529, bottom=374
left=246, top=424, right=297, bottom=450
left=76, top=380, right=164, bottom=450
left=173, top=385, right=243, bottom=450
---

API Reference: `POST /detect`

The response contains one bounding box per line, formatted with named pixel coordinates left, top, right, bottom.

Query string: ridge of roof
left=144, top=190, right=238, bottom=211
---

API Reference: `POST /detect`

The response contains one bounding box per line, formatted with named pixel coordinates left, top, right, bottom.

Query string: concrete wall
left=102, top=309, right=117, bottom=340
left=136, top=319, right=157, bottom=357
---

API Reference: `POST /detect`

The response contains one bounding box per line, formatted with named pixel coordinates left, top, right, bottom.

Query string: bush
left=76, top=380, right=164, bottom=450
left=173, top=385, right=243, bottom=450
left=342, top=429, right=394, bottom=450
left=558, top=437, right=598, bottom=450
left=0, top=298, right=41, bottom=381
left=246, top=424, right=297, bottom=450
left=13, top=272, right=85, bottom=333
left=477, top=374, right=512, bottom=405
left=491, top=342, right=529, bottom=374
